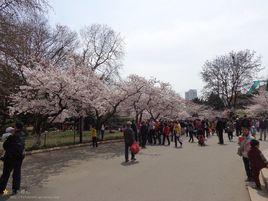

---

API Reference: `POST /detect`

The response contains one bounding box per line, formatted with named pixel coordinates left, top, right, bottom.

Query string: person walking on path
left=216, top=117, right=225, bottom=145
left=156, top=121, right=163, bottom=145
left=256, top=119, right=260, bottom=133
left=170, top=122, right=175, bottom=141
left=162, top=123, right=170, bottom=146
left=148, top=120, right=154, bottom=144
left=123, top=121, right=136, bottom=162
left=140, top=121, right=148, bottom=148
left=0, top=122, right=25, bottom=195
left=259, top=118, right=267, bottom=141
left=100, top=124, right=105, bottom=141
left=237, top=128, right=254, bottom=182
left=211, top=120, right=216, bottom=135
left=184, top=121, right=189, bottom=137
left=241, top=115, right=251, bottom=129
left=150, top=122, right=157, bottom=145
left=235, top=118, right=242, bottom=136
left=248, top=139, right=268, bottom=190
left=174, top=122, right=182, bottom=148
left=91, top=125, right=98, bottom=148
left=131, top=121, right=138, bottom=142
left=188, top=122, right=194, bottom=143
left=226, top=120, right=235, bottom=142
left=204, top=119, right=210, bottom=138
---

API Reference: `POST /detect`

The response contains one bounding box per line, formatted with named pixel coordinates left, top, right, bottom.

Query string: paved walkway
left=2, top=135, right=268, bottom=201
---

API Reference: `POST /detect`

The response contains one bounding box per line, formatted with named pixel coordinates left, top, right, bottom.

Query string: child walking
left=248, top=139, right=268, bottom=190
left=91, top=126, right=98, bottom=148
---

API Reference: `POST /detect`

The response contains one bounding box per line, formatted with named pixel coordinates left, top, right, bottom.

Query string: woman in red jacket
left=162, top=123, right=170, bottom=146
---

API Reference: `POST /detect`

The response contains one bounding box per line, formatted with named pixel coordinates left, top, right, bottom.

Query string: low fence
left=24, top=130, right=123, bottom=151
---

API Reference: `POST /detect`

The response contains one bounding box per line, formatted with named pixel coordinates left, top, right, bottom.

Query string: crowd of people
left=122, top=115, right=268, bottom=191
left=122, top=117, right=219, bottom=162
left=123, top=115, right=268, bottom=151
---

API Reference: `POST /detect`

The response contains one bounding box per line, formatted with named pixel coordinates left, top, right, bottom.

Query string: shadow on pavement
left=17, top=142, right=124, bottom=191
left=0, top=195, right=11, bottom=201
left=257, top=187, right=268, bottom=199
left=120, top=161, right=139, bottom=166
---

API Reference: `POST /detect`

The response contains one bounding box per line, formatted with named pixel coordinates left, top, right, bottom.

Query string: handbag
left=130, top=142, right=140, bottom=154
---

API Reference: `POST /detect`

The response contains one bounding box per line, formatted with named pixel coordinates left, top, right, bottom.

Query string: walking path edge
left=25, top=139, right=123, bottom=155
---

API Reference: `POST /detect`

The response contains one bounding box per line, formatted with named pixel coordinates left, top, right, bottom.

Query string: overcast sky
left=48, top=0, right=268, bottom=97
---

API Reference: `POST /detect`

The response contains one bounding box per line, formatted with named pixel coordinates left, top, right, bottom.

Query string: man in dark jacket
left=216, top=117, right=225, bottom=144
left=248, top=139, right=268, bottom=189
left=124, top=121, right=135, bottom=162
left=0, top=122, right=25, bottom=195
left=140, top=122, right=148, bottom=148
left=131, top=120, right=138, bottom=141
left=259, top=118, right=267, bottom=141
left=241, top=115, right=250, bottom=129
left=235, top=118, right=242, bottom=136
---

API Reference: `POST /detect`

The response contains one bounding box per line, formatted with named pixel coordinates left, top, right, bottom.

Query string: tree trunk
left=135, top=113, right=139, bottom=124
left=79, top=116, right=84, bottom=143
left=139, top=112, right=143, bottom=123
left=96, top=117, right=102, bottom=139
left=33, top=116, right=43, bottom=148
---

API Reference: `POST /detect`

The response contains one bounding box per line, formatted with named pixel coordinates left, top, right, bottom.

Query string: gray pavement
left=2, top=135, right=268, bottom=201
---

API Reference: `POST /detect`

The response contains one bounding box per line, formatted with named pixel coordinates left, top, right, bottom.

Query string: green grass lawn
left=25, top=130, right=123, bottom=151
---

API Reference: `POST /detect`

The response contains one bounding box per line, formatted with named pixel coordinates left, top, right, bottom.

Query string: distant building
left=185, top=89, right=197, bottom=100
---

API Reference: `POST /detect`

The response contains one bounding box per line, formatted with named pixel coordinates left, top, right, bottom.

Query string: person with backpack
left=0, top=122, right=25, bottom=195
left=123, top=121, right=136, bottom=162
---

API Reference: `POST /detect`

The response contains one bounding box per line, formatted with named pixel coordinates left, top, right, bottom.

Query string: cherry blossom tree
left=9, top=59, right=104, bottom=144
left=121, top=76, right=186, bottom=122
left=247, top=87, right=268, bottom=115
left=185, top=101, right=215, bottom=119
left=145, top=81, right=186, bottom=120
left=9, top=60, right=148, bottom=143
left=120, top=75, right=156, bottom=122
left=87, top=75, right=146, bottom=132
